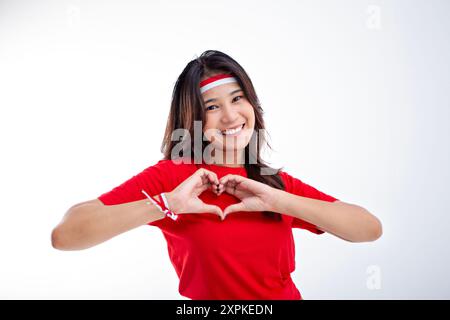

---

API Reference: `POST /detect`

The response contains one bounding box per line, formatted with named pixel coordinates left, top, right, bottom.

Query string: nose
left=220, top=103, right=239, bottom=124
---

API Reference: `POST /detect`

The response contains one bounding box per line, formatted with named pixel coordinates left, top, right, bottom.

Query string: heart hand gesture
left=165, top=168, right=224, bottom=220
left=218, top=174, right=277, bottom=218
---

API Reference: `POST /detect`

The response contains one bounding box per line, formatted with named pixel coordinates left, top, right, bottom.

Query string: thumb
left=224, top=202, right=246, bottom=218
left=198, top=204, right=224, bottom=220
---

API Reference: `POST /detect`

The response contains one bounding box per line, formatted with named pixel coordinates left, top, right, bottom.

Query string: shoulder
left=277, top=169, right=297, bottom=192
left=277, top=169, right=316, bottom=196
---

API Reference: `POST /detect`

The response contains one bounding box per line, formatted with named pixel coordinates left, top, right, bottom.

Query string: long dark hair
left=161, top=50, right=285, bottom=221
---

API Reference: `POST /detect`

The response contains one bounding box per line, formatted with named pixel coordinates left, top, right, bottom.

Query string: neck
left=207, top=148, right=245, bottom=167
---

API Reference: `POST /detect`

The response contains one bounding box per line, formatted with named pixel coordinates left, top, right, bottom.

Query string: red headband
left=199, top=73, right=238, bottom=94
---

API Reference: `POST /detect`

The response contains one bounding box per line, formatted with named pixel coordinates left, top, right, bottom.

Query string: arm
left=51, top=198, right=165, bottom=251
left=271, top=190, right=383, bottom=242
left=51, top=168, right=224, bottom=251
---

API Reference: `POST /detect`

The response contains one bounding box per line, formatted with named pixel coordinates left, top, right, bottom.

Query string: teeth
left=221, top=124, right=243, bottom=135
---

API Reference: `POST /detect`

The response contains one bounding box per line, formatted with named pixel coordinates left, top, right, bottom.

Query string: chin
left=215, top=140, right=250, bottom=151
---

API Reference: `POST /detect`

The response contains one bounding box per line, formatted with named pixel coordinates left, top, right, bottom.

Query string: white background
left=0, top=0, right=449, bottom=299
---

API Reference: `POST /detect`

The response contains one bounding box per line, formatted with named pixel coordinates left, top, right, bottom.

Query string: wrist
left=269, top=188, right=286, bottom=213
left=165, top=191, right=182, bottom=213
left=140, top=190, right=179, bottom=221
left=140, top=198, right=165, bottom=222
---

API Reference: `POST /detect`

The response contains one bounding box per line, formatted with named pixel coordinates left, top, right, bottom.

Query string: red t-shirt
left=97, top=159, right=339, bottom=300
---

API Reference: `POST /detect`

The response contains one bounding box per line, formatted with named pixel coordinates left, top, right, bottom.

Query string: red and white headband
left=199, top=73, right=238, bottom=94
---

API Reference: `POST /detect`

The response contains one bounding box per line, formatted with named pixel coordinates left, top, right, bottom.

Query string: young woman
left=51, top=50, right=382, bottom=300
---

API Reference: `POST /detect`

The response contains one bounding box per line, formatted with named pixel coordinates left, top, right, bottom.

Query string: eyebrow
left=203, top=89, right=243, bottom=104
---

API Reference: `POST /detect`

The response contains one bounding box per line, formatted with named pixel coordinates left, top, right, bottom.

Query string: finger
left=205, top=173, right=220, bottom=192
left=208, top=182, right=218, bottom=195
left=200, top=174, right=209, bottom=185
left=217, top=183, right=225, bottom=195
left=220, top=174, right=244, bottom=187
left=224, top=202, right=246, bottom=217
left=200, top=173, right=213, bottom=187
left=211, top=182, right=221, bottom=195
left=197, top=170, right=220, bottom=191
left=222, top=178, right=240, bottom=195
left=197, top=178, right=219, bottom=196
left=199, top=182, right=210, bottom=193
left=204, top=172, right=220, bottom=195
left=199, top=204, right=224, bottom=220
left=191, top=171, right=210, bottom=191
left=224, top=184, right=239, bottom=196
left=206, top=171, right=219, bottom=185
left=197, top=168, right=219, bottom=184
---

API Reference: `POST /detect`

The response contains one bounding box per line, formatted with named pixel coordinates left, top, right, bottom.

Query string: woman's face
left=201, top=78, right=255, bottom=154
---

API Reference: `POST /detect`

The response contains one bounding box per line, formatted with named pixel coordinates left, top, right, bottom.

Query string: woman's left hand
left=217, top=174, right=279, bottom=218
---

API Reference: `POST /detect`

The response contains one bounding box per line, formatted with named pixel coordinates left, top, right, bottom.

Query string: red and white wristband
left=141, top=190, right=178, bottom=221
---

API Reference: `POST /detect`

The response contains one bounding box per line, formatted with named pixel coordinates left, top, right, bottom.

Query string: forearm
left=272, top=190, right=382, bottom=242
left=52, top=198, right=165, bottom=251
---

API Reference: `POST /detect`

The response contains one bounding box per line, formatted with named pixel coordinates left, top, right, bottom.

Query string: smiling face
left=201, top=75, right=255, bottom=157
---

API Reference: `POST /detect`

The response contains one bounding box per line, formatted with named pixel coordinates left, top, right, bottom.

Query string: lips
left=221, top=123, right=245, bottom=135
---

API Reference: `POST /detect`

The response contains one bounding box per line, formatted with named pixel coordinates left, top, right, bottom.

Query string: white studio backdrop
left=0, top=0, right=449, bottom=299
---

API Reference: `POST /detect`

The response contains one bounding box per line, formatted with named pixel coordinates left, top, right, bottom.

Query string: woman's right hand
left=164, top=168, right=225, bottom=220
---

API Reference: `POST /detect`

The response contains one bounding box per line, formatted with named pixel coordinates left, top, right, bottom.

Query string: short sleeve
left=97, top=159, right=174, bottom=227
left=279, top=171, right=339, bottom=235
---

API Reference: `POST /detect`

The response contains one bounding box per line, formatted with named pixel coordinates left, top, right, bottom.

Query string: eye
left=232, top=95, right=243, bottom=103
left=205, top=105, right=218, bottom=111
left=205, top=96, right=244, bottom=111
